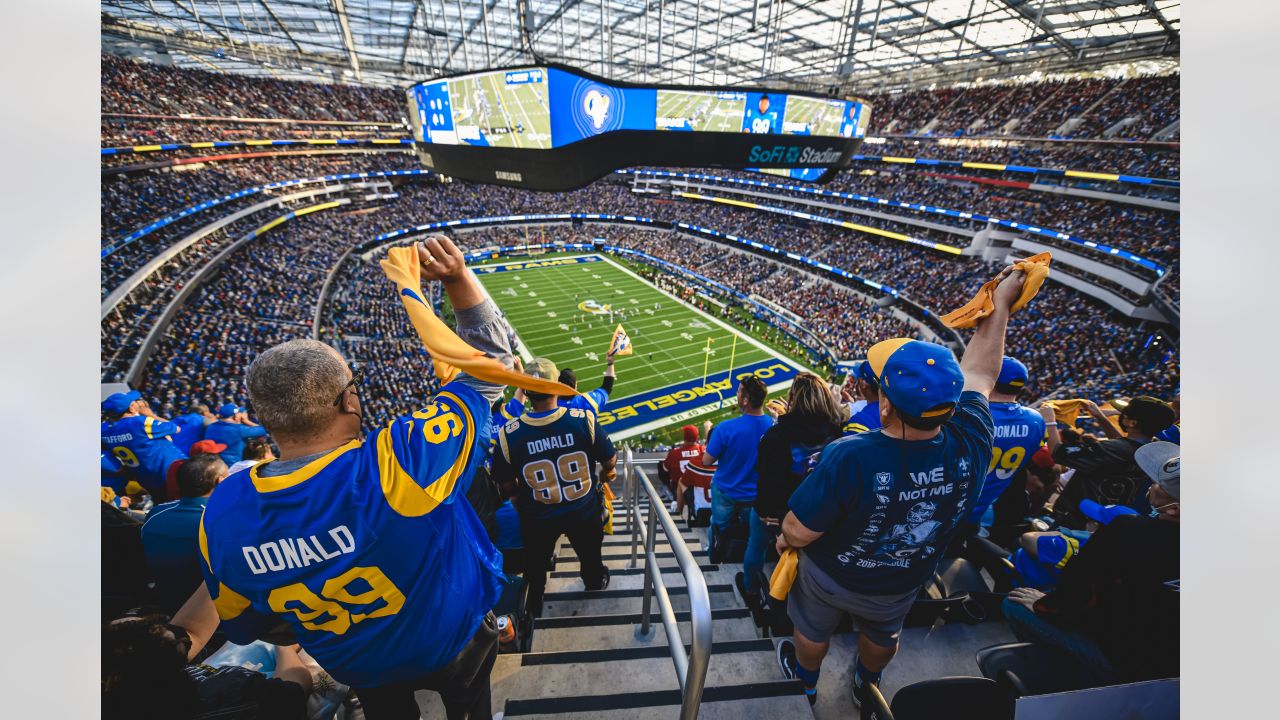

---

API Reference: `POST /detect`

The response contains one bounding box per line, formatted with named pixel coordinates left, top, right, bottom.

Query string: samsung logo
left=495, top=170, right=523, bottom=182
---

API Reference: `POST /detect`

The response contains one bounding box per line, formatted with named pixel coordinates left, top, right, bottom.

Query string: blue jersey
left=558, top=387, right=609, bottom=413
left=1156, top=424, right=1180, bottom=444
left=171, top=413, right=207, bottom=454
left=789, top=392, right=994, bottom=595
left=204, top=420, right=268, bottom=465
left=197, top=382, right=503, bottom=688
left=844, top=401, right=881, bottom=435
left=102, top=415, right=187, bottom=487
left=743, top=108, right=780, bottom=134
left=492, top=407, right=616, bottom=522
left=968, top=402, right=1046, bottom=524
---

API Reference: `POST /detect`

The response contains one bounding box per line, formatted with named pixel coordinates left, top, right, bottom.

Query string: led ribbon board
left=406, top=65, right=870, bottom=191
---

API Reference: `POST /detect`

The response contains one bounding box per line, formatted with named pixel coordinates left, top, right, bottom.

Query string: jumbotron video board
left=406, top=65, right=870, bottom=190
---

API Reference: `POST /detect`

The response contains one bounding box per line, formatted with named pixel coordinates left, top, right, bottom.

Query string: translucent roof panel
left=101, top=0, right=1179, bottom=92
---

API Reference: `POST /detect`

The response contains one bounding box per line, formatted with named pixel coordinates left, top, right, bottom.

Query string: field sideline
left=473, top=253, right=811, bottom=440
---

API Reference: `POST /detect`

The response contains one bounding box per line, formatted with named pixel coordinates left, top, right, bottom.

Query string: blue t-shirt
left=558, top=387, right=609, bottom=413
left=492, top=407, right=616, bottom=522
left=171, top=413, right=208, bottom=454
left=707, top=413, right=775, bottom=502
left=1155, top=424, right=1180, bottom=444
left=198, top=381, right=503, bottom=688
left=844, top=401, right=882, bottom=435
left=967, top=402, right=1046, bottom=524
left=102, top=415, right=188, bottom=487
left=204, top=420, right=268, bottom=464
left=789, top=391, right=994, bottom=595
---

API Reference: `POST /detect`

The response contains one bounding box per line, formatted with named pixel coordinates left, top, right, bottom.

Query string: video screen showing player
left=656, top=90, right=746, bottom=132
left=781, top=95, right=849, bottom=137
left=443, top=69, right=552, bottom=149
left=742, top=92, right=783, bottom=134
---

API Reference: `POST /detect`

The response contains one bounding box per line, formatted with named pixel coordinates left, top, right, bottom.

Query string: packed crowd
left=865, top=136, right=1181, bottom=182
left=101, top=117, right=404, bottom=147
left=867, top=73, right=1180, bottom=141
left=101, top=54, right=403, bottom=122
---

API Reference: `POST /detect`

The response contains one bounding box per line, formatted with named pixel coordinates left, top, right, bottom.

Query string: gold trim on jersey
left=376, top=391, right=476, bottom=517
left=520, top=407, right=567, bottom=427
left=249, top=439, right=362, bottom=493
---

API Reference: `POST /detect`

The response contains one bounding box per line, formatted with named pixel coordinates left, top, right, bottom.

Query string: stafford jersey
left=844, top=401, right=882, bottom=435
left=558, top=387, right=609, bottom=413
left=197, top=382, right=503, bottom=688
left=968, top=402, right=1046, bottom=523
left=102, top=416, right=187, bottom=485
left=493, top=407, right=616, bottom=522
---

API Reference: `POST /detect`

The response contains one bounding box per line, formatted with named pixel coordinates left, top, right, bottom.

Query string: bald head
left=246, top=339, right=349, bottom=438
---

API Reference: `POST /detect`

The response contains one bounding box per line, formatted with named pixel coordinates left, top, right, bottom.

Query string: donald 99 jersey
left=492, top=407, right=616, bottom=522
left=197, top=382, right=504, bottom=689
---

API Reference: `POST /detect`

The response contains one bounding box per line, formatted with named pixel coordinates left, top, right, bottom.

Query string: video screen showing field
left=655, top=90, right=746, bottom=132
left=782, top=95, right=849, bottom=137
left=447, top=71, right=552, bottom=148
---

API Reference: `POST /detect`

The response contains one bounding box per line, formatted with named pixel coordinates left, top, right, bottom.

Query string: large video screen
left=409, top=66, right=867, bottom=149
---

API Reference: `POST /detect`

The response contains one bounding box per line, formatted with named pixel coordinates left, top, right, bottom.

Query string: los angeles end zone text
left=470, top=254, right=807, bottom=438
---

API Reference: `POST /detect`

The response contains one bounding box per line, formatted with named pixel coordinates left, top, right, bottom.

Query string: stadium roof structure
left=102, top=0, right=1179, bottom=93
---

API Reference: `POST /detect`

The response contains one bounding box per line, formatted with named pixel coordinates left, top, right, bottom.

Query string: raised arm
left=961, top=266, right=1027, bottom=397
left=418, top=235, right=515, bottom=402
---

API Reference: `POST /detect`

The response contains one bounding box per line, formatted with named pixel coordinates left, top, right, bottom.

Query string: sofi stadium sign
left=406, top=64, right=870, bottom=191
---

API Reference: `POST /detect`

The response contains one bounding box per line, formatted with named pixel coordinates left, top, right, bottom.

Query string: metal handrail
left=623, top=447, right=712, bottom=720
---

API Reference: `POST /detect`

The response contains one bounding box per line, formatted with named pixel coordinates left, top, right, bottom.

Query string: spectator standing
left=751, top=373, right=846, bottom=608
left=964, top=356, right=1046, bottom=529
left=203, top=404, right=268, bottom=465
left=171, top=403, right=216, bottom=455
left=1004, top=441, right=1180, bottom=685
left=198, top=237, right=515, bottom=720
left=102, top=390, right=188, bottom=501
left=491, top=358, right=619, bottom=616
left=1045, top=396, right=1175, bottom=528
left=556, top=349, right=619, bottom=413
left=142, top=455, right=230, bottom=614
left=775, top=265, right=1024, bottom=707
left=660, top=425, right=705, bottom=513
left=702, top=375, right=774, bottom=592
left=843, top=361, right=883, bottom=434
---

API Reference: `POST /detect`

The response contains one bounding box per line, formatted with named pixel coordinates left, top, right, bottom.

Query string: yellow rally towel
left=601, top=483, right=616, bottom=535
left=609, top=324, right=634, bottom=356
left=769, top=548, right=799, bottom=602
left=1041, top=399, right=1089, bottom=427
left=941, top=252, right=1052, bottom=329
left=380, top=246, right=579, bottom=396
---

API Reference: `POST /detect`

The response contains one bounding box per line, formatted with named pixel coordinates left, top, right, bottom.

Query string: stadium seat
left=975, top=642, right=1094, bottom=698
left=860, top=681, right=894, bottom=720
left=904, top=558, right=996, bottom=627
left=888, top=677, right=1013, bottom=720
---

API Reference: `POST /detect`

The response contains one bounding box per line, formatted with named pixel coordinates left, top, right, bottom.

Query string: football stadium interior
left=100, top=1, right=1181, bottom=718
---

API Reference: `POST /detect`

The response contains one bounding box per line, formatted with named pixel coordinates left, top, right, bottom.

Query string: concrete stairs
left=415, top=500, right=812, bottom=718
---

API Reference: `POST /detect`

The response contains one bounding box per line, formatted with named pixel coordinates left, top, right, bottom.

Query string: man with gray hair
left=197, top=236, right=517, bottom=720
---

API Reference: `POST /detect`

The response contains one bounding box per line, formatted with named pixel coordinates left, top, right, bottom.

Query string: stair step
left=519, top=637, right=772, bottom=666
left=533, top=607, right=751, bottom=629
left=544, top=567, right=737, bottom=594
left=501, top=680, right=806, bottom=717
left=532, top=613, right=761, bottom=652
left=547, top=563, right=719, bottom=578
left=541, top=584, right=738, bottom=618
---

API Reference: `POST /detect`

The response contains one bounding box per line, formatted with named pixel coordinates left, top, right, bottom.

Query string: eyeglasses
left=334, top=363, right=363, bottom=407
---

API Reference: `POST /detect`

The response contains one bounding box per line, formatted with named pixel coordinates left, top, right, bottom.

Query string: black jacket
left=753, top=413, right=842, bottom=521
left=1052, top=430, right=1148, bottom=529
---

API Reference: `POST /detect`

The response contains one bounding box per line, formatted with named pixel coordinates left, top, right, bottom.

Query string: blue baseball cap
left=102, top=390, right=141, bottom=415
left=996, top=356, right=1030, bottom=391
left=217, top=403, right=243, bottom=418
left=1079, top=499, right=1140, bottom=525
left=857, top=359, right=877, bottom=384
left=866, top=338, right=964, bottom=419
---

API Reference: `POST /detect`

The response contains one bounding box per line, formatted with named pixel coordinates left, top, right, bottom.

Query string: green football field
left=449, top=72, right=551, bottom=149
left=656, top=90, right=745, bottom=132
left=473, top=254, right=808, bottom=440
